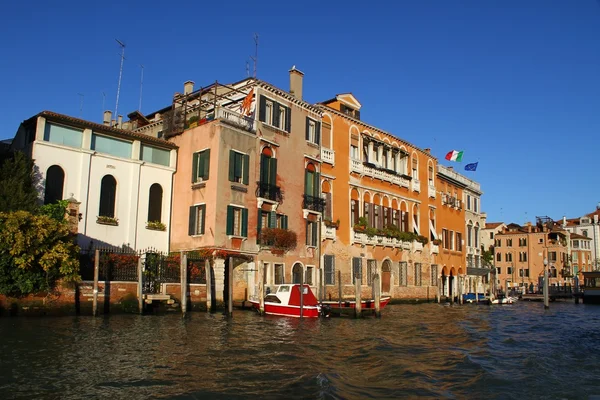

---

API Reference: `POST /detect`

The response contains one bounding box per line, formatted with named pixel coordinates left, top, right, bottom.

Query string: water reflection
left=1, top=302, right=600, bottom=399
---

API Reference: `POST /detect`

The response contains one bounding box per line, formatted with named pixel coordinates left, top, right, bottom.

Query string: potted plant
left=97, top=215, right=118, bottom=226
left=353, top=216, right=368, bottom=232
left=146, top=221, right=166, bottom=231
left=323, top=219, right=340, bottom=229
left=417, top=235, right=429, bottom=245
left=259, top=228, right=297, bottom=254
left=432, top=238, right=442, bottom=246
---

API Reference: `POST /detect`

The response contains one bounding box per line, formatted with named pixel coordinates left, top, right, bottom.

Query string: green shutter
left=258, top=95, right=266, bottom=122
left=257, top=211, right=262, bottom=244
left=192, top=153, right=199, bottom=183
left=285, top=107, right=291, bottom=132
left=312, top=221, right=318, bottom=245
left=314, top=172, right=320, bottom=197
left=269, top=211, right=276, bottom=228
left=243, top=154, right=249, bottom=185
left=200, top=149, right=210, bottom=180
left=305, top=170, right=313, bottom=196
left=305, top=221, right=309, bottom=245
left=228, top=150, right=235, bottom=182
left=282, top=215, right=288, bottom=230
left=305, top=117, right=310, bottom=140
left=315, top=121, right=321, bottom=145
left=260, top=154, right=268, bottom=183
left=241, top=208, right=248, bottom=237
left=269, top=157, right=277, bottom=186
left=188, top=206, right=197, bottom=235
left=226, top=206, right=234, bottom=235
left=200, top=204, right=206, bottom=234
left=273, top=102, right=280, bottom=127
left=234, top=153, right=242, bottom=181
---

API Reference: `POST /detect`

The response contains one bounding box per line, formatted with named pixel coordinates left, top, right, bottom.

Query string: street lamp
left=543, top=257, right=549, bottom=309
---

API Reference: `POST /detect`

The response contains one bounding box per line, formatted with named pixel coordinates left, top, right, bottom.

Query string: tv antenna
left=250, top=33, right=258, bottom=78
left=246, top=60, right=250, bottom=77
left=114, top=39, right=126, bottom=120
left=77, top=93, right=84, bottom=117
left=102, top=91, right=106, bottom=112
left=139, top=64, right=144, bottom=112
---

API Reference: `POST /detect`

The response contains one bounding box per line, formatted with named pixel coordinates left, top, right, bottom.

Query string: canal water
left=1, top=302, right=600, bottom=399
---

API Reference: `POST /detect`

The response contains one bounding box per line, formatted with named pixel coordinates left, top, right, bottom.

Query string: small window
left=188, top=204, right=206, bottom=235
left=141, top=144, right=170, bottom=166
left=431, top=264, right=438, bottom=286
left=305, top=117, right=321, bottom=145
left=192, top=149, right=210, bottom=183
left=306, top=220, right=318, bottom=247
left=324, top=255, right=335, bottom=285
left=229, top=150, right=249, bottom=184
left=292, top=263, right=303, bottom=284
left=226, top=206, right=248, bottom=237
left=414, top=263, right=422, bottom=286
left=99, top=175, right=117, bottom=218
left=305, top=266, right=314, bottom=285
left=91, top=134, right=132, bottom=159
left=265, top=101, right=273, bottom=125
left=44, top=123, right=83, bottom=148
left=399, top=261, right=408, bottom=286
left=44, top=165, right=65, bottom=205
left=352, top=257, right=362, bottom=284
left=147, top=183, right=163, bottom=222
left=274, top=264, right=284, bottom=284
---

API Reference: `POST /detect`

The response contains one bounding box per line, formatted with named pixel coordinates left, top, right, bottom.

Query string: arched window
left=99, top=175, right=117, bottom=218
left=292, top=263, right=303, bottom=284
left=44, top=165, right=65, bottom=205
left=147, top=183, right=163, bottom=222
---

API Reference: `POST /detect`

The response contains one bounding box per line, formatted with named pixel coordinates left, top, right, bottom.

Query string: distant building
left=481, top=220, right=506, bottom=252
left=10, top=111, right=177, bottom=252
left=562, top=205, right=600, bottom=272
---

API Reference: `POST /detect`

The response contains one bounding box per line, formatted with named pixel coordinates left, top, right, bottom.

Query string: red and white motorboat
left=321, top=296, right=391, bottom=310
left=250, top=284, right=321, bottom=318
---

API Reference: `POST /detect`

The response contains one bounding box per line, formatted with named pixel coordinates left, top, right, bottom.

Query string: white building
left=11, top=111, right=177, bottom=252
left=563, top=205, right=600, bottom=271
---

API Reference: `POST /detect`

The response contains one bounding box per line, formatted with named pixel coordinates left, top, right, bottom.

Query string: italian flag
left=445, top=150, right=464, bottom=162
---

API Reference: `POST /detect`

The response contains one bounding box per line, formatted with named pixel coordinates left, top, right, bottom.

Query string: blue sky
left=1, top=0, right=599, bottom=224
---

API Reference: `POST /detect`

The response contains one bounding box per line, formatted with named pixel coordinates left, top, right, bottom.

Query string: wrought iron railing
left=256, top=181, right=284, bottom=203
left=187, top=256, right=207, bottom=284
left=79, top=250, right=138, bottom=282
left=303, top=194, right=326, bottom=213
left=143, top=253, right=180, bottom=294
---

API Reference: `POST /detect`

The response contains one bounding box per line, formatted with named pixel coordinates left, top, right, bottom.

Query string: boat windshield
left=278, top=286, right=290, bottom=293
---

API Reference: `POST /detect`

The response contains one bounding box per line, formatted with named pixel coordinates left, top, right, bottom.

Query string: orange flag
left=240, top=88, right=254, bottom=116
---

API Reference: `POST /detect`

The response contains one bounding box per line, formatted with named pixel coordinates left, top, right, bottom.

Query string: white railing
left=350, top=158, right=363, bottom=173
left=428, top=185, right=436, bottom=199
left=321, top=148, right=335, bottom=165
left=322, top=223, right=336, bottom=240
left=411, top=179, right=421, bottom=193
left=352, top=231, right=366, bottom=244
left=350, top=158, right=410, bottom=188
left=412, top=242, right=424, bottom=252
left=437, top=165, right=481, bottom=192
left=430, top=244, right=439, bottom=254
left=384, top=237, right=395, bottom=247
left=216, top=107, right=256, bottom=132
left=402, top=241, right=411, bottom=250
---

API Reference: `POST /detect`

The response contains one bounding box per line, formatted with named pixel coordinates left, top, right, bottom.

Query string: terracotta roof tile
left=485, top=222, right=504, bottom=229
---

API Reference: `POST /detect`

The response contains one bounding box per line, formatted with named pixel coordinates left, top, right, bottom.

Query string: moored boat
left=583, top=271, right=600, bottom=304
left=249, top=284, right=321, bottom=317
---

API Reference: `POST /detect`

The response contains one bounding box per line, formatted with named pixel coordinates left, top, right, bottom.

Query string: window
left=352, top=257, right=362, bottom=284
left=467, top=225, right=473, bottom=247
left=192, top=149, right=210, bottom=183
left=519, top=238, right=527, bottom=246
left=140, top=144, right=170, bottom=166
left=456, top=232, right=463, bottom=252
left=496, top=253, right=501, bottom=262
left=305, top=117, right=321, bottom=145
left=306, top=220, right=318, bottom=247
left=450, top=231, right=455, bottom=250
left=572, top=240, right=579, bottom=249
left=305, top=266, right=314, bottom=285
left=188, top=204, right=206, bottom=235
left=147, top=183, right=163, bottom=222
left=351, top=199, right=359, bottom=226
left=506, top=238, right=512, bottom=247
left=431, top=264, right=438, bottom=286
left=490, top=232, right=494, bottom=239
left=572, top=252, right=578, bottom=262
left=414, top=263, right=422, bottom=286
left=367, top=260, right=376, bottom=286
left=497, top=267, right=501, bottom=275
left=412, top=157, right=418, bottom=178
left=350, top=145, right=359, bottom=159
left=428, top=165, right=434, bottom=185
left=229, top=150, right=249, bottom=184
left=549, top=251, right=557, bottom=262
left=44, top=165, right=65, bottom=205
left=507, top=267, right=513, bottom=275
left=582, top=230, right=588, bottom=237
left=292, top=264, right=303, bottom=284
left=304, top=163, right=320, bottom=198
left=99, top=175, right=117, bottom=218
left=474, top=227, right=479, bottom=247
left=474, top=198, right=478, bottom=213
left=399, top=262, right=408, bottom=286
left=259, top=95, right=291, bottom=132
left=226, top=206, right=248, bottom=237
left=539, top=238, right=543, bottom=244
left=442, top=229, right=449, bottom=249
left=274, top=264, right=284, bottom=284
left=91, top=134, right=132, bottom=159
left=496, top=239, right=501, bottom=247
left=467, top=195, right=471, bottom=210
left=259, top=148, right=277, bottom=192
left=324, top=255, right=335, bottom=285
left=505, top=253, right=512, bottom=262
left=44, top=123, right=82, bottom=148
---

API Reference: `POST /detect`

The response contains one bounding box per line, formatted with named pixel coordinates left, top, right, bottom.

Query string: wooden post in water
left=92, top=249, right=100, bottom=317
left=437, top=281, right=441, bottom=303
left=137, top=254, right=143, bottom=314
left=354, top=276, right=362, bottom=318
left=373, top=274, right=381, bottom=318
left=227, top=257, right=233, bottom=317
left=180, top=251, right=187, bottom=315
left=458, top=276, right=463, bottom=305
left=206, top=260, right=212, bottom=312
left=259, top=262, right=265, bottom=315
left=338, top=270, right=342, bottom=308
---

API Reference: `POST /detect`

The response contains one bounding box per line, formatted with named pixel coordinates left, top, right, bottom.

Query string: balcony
left=430, top=244, right=439, bottom=254
left=412, top=242, right=424, bottom=252
left=428, top=184, right=436, bottom=199
left=437, top=165, right=481, bottom=192
left=411, top=179, right=421, bottom=193
left=322, top=223, right=336, bottom=241
left=349, top=158, right=410, bottom=188
left=256, top=181, right=283, bottom=203
left=352, top=230, right=366, bottom=244
left=321, top=147, right=335, bottom=165
left=303, top=194, right=326, bottom=213
left=216, top=107, right=256, bottom=133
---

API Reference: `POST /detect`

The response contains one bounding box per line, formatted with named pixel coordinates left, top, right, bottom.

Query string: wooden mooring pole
left=355, top=276, right=362, bottom=318
left=373, top=274, right=381, bottom=318
left=137, top=254, right=143, bottom=314
left=180, top=251, right=187, bottom=315
left=227, top=257, right=233, bottom=317
left=92, top=249, right=100, bottom=317
left=338, top=270, right=342, bottom=308
left=206, top=260, right=213, bottom=312
left=259, top=262, right=265, bottom=315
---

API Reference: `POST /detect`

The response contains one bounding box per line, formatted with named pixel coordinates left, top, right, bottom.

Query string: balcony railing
left=431, top=244, right=439, bottom=254
left=216, top=107, right=256, bottom=133
left=322, top=223, right=336, bottom=240
left=411, top=179, right=421, bottom=192
left=428, top=184, right=436, bottom=199
left=321, top=148, right=335, bottom=165
left=349, top=158, right=409, bottom=188
left=256, top=181, right=283, bottom=203
left=303, top=194, right=326, bottom=213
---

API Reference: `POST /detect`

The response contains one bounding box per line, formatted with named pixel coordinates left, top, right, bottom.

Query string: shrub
left=417, top=235, right=429, bottom=245
left=146, top=221, right=166, bottom=231
left=259, top=228, right=297, bottom=252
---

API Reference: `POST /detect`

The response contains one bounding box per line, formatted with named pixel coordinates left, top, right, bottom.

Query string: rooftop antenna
left=114, top=39, right=126, bottom=120
left=77, top=93, right=84, bottom=118
left=246, top=60, right=250, bottom=77
left=102, top=91, right=106, bottom=113
left=250, top=33, right=259, bottom=78
left=139, top=64, right=144, bottom=112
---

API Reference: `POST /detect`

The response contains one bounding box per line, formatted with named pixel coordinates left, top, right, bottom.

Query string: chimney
left=103, top=111, right=112, bottom=126
left=117, top=115, right=123, bottom=128
left=289, top=66, right=304, bottom=100
left=527, top=222, right=532, bottom=233
left=424, top=148, right=431, bottom=154
left=184, top=81, right=194, bottom=95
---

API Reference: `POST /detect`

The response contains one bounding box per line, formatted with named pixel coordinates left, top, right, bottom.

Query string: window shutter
left=192, top=152, right=199, bottom=183
left=258, top=95, right=266, bottom=122
left=226, top=206, right=234, bottom=235
left=315, top=121, right=321, bottom=145
left=305, top=117, right=310, bottom=140
left=305, top=221, right=310, bottom=245
left=269, top=157, right=277, bottom=186
left=241, top=208, right=248, bottom=237
left=228, top=150, right=235, bottom=182
left=188, top=206, right=197, bottom=236
left=314, top=172, right=320, bottom=197
left=282, top=215, right=288, bottom=230
left=200, top=204, right=206, bottom=234
left=325, top=192, right=332, bottom=220
left=285, top=107, right=291, bottom=132
left=200, top=149, right=210, bottom=180
left=260, top=154, right=268, bottom=183
left=243, top=154, right=249, bottom=185
left=273, top=102, right=280, bottom=127
left=269, top=211, right=276, bottom=228
left=312, top=221, right=318, bottom=245
left=257, top=211, right=263, bottom=244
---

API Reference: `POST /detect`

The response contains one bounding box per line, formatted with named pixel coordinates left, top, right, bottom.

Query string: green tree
left=0, top=211, right=80, bottom=297
left=482, top=245, right=494, bottom=267
left=0, top=152, right=40, bottom=213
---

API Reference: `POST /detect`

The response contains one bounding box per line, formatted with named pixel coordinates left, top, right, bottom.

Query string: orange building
left=317, top=94, right=468, bottom=301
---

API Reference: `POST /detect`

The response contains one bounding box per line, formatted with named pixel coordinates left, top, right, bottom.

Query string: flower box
left=146, top=221, right=166, bottom=231
left=96, top=216, right=118, bottom=226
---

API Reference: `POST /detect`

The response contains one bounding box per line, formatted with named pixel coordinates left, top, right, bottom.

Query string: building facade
left=563, top=206, right=600, bottom=271
left=11, top=111, right=177, bottom=252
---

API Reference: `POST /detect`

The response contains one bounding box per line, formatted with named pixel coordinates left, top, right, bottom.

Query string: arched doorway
left=382, top=260, right=392, bottom=293
left=44, top=165, right=65, bottom=205
left=292, top=263, right=303, bottom=284
left=449, top=267, right=456, bottom=301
